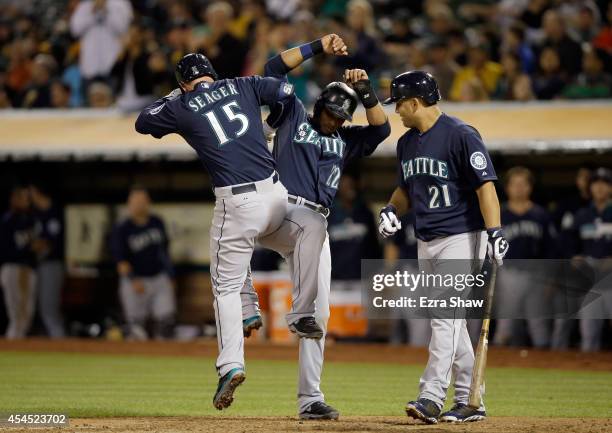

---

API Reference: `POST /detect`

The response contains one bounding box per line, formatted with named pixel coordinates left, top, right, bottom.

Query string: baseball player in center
left=241, top=34, right=391, bottom=419
left=379, top=71, right=509, bottom=423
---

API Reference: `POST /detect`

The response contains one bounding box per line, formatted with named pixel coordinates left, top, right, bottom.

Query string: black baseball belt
left=288, top=195, right=330, bottom=218
left=231, top=172, right=279, bottom=195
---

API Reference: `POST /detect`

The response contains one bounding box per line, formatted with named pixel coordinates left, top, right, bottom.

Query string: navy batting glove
left=379, top=205, right=401, bottom=238
left=487, top=227, right=509, bottom=266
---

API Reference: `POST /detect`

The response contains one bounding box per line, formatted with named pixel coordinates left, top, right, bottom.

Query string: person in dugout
left=567, top=167, right=612, bottom=352
left=110, top=186, right=176, bottom=340
left=493, top=167, right=557, bottom=348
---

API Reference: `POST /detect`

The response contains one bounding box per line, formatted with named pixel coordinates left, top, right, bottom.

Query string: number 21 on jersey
left=428, top=184, right=451, bottom=208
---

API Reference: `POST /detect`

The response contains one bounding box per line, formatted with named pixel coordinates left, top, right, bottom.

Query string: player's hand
left=344, top=69, right=368, bottom=84
left=321, top=34, right=348, bottom=56
left=379, top=205, right=402, bottom=238
left=345, top=69, right=379, bottom=108
left=132, top=279, right=146, bottom=295
left=487, top=227, right=509, bottom=266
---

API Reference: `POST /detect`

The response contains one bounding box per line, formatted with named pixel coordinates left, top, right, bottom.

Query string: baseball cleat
left=405, top=398, right=441, bottom=424
left=299, top=401, right=340, bottom=420
left=243, top=314, right=263, bottom=338
left=213, top=368, right=245, bottom=410
left=439, top=404, right=486, bottom=422
left=289, top=317, right=323, bottom=339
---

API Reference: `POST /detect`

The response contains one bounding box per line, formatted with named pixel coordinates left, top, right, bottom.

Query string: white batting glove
left=379, top=205, right=402, bottom=238
left=487, top=227, right=509, bottom=266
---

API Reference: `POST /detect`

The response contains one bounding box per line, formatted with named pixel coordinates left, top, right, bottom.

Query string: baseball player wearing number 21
left=135, top=54, right=295, bottom=410
left=378, top=71, right=509, bottom=424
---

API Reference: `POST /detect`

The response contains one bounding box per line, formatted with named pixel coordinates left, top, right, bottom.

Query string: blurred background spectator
left=563, top=45, right=612, bottom=99
left=0, top=0, right=611, bottom=109
left=450, top=43, right=502, bottom=101
left=70, top=0, right=133, bottom=90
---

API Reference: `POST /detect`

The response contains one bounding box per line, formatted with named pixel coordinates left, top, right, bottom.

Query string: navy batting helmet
left=175, top=53, right=218, bottom=84
left=314, top=82, right=359, bottom=122
left=382, top=71, right=441, bottom=106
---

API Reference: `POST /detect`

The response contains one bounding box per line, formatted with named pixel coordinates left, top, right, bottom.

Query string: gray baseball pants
left=211, top=174, right=288, bottom=377
left=241, top=202, right=331, bottom=413
left=37, top=260, right=66, bottom=338
left=119, top=272, right=176, bottom=338
left=1, top=263, right=36, bottom=339
left=417, top=230, right=487, bottom=410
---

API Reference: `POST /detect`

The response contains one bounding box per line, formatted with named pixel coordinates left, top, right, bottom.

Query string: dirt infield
left=1, top=338, right=611, bottom=371
left=5, top=416, right=611, bottom=433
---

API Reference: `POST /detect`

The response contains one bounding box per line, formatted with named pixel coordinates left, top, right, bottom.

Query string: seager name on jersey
left=402, top=157, right=449, bottom=180
left=293, top=122, right=345, bottom=157
left=187, top=83, right=240, bottom=112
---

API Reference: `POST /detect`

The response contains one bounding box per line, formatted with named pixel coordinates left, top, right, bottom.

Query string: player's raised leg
left=284, top=208, right=328, bottom=338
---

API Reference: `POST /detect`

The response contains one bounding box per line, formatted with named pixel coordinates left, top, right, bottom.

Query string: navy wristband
left=299, top=39, right=323, bottom=60
left=381, top=204, right=397, bottom=215
left=299, top=43, right=313, bottom=59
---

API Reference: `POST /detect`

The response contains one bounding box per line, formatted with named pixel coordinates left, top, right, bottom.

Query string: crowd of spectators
left=1, top=0, right=612, bottom=110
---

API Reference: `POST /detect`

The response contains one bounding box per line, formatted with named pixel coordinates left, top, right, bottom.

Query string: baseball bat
left=468, top=261, right=498, bottom=409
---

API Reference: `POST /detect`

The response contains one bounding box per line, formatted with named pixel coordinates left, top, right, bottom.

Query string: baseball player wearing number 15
left=379, top=71, right=509, bottom=424
left=136, top=53, right=294, bottom=410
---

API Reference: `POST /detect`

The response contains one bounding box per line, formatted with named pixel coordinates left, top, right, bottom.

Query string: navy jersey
left=568, top=203, right=612, bottom=258
left=553, top=194, right=590, bottom=231
left=264, top=56, right=390, bottom=207
left=135, top=76, right=294, bottom=187
left=111, top=215, right=172, bottom=277
left=328, top=200, right=381, bottom=279
left=0, top=211, right=36, bottom=267
left=396, top=113, right=497, bottom=241
left=501, top=203, right=557, bottom=259
left=33, top=206, right=64, bottom=261
left=391, top=212, right=418, bottom=259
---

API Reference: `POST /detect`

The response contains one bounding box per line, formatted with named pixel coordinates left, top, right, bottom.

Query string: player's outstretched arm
left=264, top=34, right=348, bottom=79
